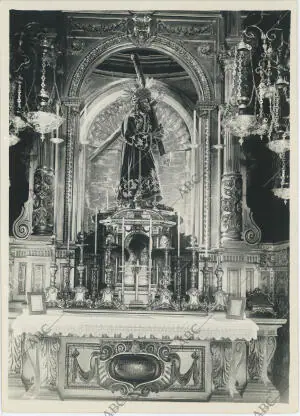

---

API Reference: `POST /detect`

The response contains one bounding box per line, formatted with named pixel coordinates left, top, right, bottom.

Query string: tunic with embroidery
left=117, top=105, right=165, bottom=205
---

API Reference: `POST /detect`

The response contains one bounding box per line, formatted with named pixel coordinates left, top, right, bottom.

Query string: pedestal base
left=242, top=381, right=280, bottom=403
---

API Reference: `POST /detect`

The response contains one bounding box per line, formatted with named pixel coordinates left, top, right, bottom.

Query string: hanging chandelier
left=272, top=151, right=289, bottom=204
left=223, top=16, right=290, bottom=149
left=222, top=36, right=267, bottom=142
left=25, top=36, right=64, bottom=141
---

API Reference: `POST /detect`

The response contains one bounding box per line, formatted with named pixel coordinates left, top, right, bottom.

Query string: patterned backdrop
left=84, top=97, right=192, bottom=231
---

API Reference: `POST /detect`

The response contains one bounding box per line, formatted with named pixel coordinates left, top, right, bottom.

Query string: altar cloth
left=11, top=310, right=258, bottom=341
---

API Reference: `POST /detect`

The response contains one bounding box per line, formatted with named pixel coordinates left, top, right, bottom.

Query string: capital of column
left=195, top=101, right=218, bottom=117
left=62, top=96, right=81, bottom=113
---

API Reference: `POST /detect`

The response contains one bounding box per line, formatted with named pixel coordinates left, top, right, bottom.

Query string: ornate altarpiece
left=8, top=10, right=289, bottom=403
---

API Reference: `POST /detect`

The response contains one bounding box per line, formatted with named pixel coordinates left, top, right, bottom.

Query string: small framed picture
left=226, top=296, right=246, bottom=320
left=27, top=292, right=46, bottom=315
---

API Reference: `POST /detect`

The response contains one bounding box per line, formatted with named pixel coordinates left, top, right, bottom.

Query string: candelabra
left=62, top=249, right=73, bottom=305
left=69, top=232, right=91, bottom=308
left=45, top=235, right=64, bottom=307
left=148, top=235, right=179, bottom=310
left=95, top=234, right=126, bottom=310
left=211, top=251, right=228, bottom=311
left=182, top=237, right=207, bottom=312
left=176, top=257, right=182, bottom=306
left=90, top=254, right=99, bottom=302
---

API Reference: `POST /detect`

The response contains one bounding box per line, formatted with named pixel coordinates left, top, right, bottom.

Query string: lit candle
left=177, top=211, right=180, bottom=258
left=94, top=208, right=98, bottom=255
left=106, top=189, right=109, bottom=211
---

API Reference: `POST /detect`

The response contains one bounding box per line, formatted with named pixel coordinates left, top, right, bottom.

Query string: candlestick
left=190, top=110, right=197, bottom=235
left=53, top=134, right=58, bottom=236
left=177, top=211, right=180, bottom=258
left=121, top=217, right=125, bottom=302
left=94, top=208, right=98, bottom=255
left=182, top=238, right=206, bottom=313
left=148, top=217, right=152, bottom=299
left=81, top=144, right=86, bottom=231
left=67, top=201, right=71, bottom=251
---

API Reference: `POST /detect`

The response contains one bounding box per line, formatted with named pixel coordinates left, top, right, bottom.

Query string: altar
left=9, top=308, right=286, bottom=402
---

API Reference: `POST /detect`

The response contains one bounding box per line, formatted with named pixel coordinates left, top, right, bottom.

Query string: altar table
left=9, top=309, right=286, bottom=402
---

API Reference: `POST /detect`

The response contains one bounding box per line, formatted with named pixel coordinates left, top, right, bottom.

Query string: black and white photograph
left=2, top=2, right=298, bottom=414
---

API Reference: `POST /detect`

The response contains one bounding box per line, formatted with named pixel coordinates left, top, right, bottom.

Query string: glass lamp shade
left=228, top=114, right=260, bottom=138
left=26, top=110, right=64, bottom=136
left=10, top=115, right=27, bottom=132
left=267, top=138, right=290, bottom=154
left=8, top=133, right=21, bottom=146
left=50, top=136, right=64, bottom=144
left=272, top=187, right=289, bottom=203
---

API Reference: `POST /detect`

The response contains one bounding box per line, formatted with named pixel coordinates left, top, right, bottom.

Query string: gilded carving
left=157, top=21, right=213, bottom=36
left=68, top=39, right=87, bottom=56
left=260, top=249, right=289, bottom=268
left=40, top=338, right=61, bottom=386
left=210, top=341, right=232, bottom=390
left=69, top=18, right=128, bottom=35
left=221, top=174, right=242, bottom=241
left=248, top=336, right=277, bottom=385
left=197, top=44, right=213, bottom=57
left=18, top=262, right=26, bottom=295
left=244, top=210, right=262, bottom=245
left=66, top=341, right=205, bottom=396
left=32, top=167, right=54, bottom=235
left=127, top=14, right=157, bottom=46
left=8, top=332, right=22, bottom=374
left=68, top=15, right=213, bottom=39
left=12, top=199, right=33, bottom=239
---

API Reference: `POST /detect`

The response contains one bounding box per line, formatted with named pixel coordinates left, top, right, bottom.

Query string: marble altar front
left=9, top=309, right=285, bottom=402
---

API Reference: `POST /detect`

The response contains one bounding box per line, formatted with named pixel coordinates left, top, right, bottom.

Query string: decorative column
left=196, top=102, right=216, bottom=255
left=210, top=340, right=247, bottom=400
left=219, top=51, right=243, bottom=243
left=244, top=335, right=280, bottom=402
left=62, top=97, right=81, bottom=244
left=30, top=125, right=55, bottom=238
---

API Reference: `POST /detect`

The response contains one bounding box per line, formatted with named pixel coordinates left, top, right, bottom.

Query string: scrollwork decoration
left=12, top=199, right=33, bottom=239
left=66, top=341, right=205, bottom=396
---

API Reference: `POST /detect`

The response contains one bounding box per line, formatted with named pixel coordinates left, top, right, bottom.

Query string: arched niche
left=66, top=34, right=214, bottom=102
left=64, top=34, right=214, bottom=243
left=75, top=79, right=196, bottom=234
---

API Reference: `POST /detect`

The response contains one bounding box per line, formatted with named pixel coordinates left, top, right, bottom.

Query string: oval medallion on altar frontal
left=108, top=354, right=163, bottom=386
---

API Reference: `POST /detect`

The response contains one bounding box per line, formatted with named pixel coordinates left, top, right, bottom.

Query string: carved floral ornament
left=68, top=13, right=214, bottom=40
